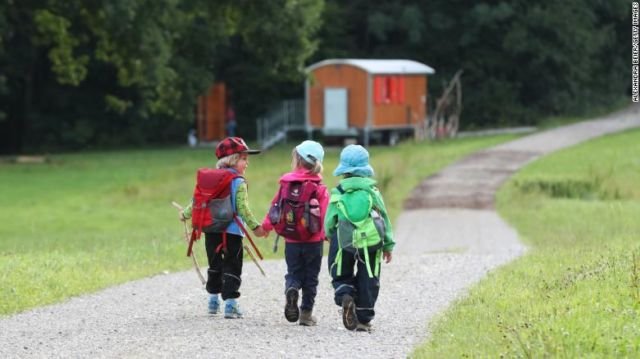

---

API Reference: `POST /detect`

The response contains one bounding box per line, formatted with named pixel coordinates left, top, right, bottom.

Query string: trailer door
left=324, top=88, right=348, bottom=130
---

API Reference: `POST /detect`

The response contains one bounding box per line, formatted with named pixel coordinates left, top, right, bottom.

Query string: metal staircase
left=256, top=99, right=305, bottom=150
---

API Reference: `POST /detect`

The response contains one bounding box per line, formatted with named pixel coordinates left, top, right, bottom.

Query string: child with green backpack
left=325, top=144, right=395, bottom=332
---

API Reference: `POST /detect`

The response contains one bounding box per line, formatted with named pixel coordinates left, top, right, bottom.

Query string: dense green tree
left=211, top=0, right=324, bottom=137
left=315, top=0, right=630, bottom=128
left=0, top=0, right=323, bottom=153
left=0, top=0, right=629, bottom=153
left=1, top=0, right=211, bottom=152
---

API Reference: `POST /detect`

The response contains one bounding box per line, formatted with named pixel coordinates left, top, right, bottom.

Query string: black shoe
left=284, top=288, right=300, bottom=322
left=341, top=294, right=358, bottom=331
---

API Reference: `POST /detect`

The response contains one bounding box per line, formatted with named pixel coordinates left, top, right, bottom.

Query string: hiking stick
left=171, top=201, right=206, bottom=286
left=228, top=217, right=266, bottom=275
left=182, top=220, right=207, bottom=285
left=171, top=201, right=197, bottom=249
left=243, top=244, right=266, bottom=277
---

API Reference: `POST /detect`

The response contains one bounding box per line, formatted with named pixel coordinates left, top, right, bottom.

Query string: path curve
left=1, top=105, right=638, bottom=358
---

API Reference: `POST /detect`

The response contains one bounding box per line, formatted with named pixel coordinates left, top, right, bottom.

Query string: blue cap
left=295, top=140, right=324, bottom=164
left=333, top=144, right=374, bottom=177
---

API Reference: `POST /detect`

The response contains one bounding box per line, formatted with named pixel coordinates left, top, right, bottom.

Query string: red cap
left=215, top=137, right=261, bottom=159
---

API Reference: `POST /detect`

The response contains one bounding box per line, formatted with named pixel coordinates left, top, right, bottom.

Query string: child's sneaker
left=224, top=299, right=243, bottom=319
left=284, top=287, right=300, bottom=322
left=341, top=294, right=358, bottom=330
left=208, top=294, right=220, bottom=314
left=299, top=309, right=317, bottom=326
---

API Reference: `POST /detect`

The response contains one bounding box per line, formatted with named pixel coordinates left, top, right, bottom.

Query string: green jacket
left=324, top=176, right=395, bottom=252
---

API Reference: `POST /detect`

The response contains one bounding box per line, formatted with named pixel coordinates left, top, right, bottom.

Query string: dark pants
left=327, top=233, right=380, bottom=324
left=284, top=241, right=323, bottom=311
left=204, top=232, right=243, bottom=300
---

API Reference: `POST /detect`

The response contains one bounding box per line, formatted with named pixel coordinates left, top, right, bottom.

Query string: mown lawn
left=0, top=135, right=515, bottom=315
left=414, top=129, right=640, bottom=357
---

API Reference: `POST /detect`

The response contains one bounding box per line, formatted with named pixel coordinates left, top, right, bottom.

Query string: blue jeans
left=284, top=241, right=323, bottom=311
left=327, top=233, right=380, bottom=324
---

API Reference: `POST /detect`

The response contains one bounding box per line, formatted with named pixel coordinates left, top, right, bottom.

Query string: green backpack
left=331, top=185, right=386, bottom=278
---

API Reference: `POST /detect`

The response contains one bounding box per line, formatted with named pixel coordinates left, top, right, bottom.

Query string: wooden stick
left=171, top=201, right=206, bottom=286
left=244, top=245, right=266, bottom=277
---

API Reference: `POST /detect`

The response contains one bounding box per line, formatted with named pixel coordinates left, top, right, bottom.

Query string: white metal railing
left=256, top=99, right=305, bottom=149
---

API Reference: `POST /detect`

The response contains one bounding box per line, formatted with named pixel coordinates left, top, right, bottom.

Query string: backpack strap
left=332, top=187, right=345, bottom=276
left=362, top=244, right=374, bottom=278
left=215, top=231, right=228, bottom=254
left=228, top=173, right=245, bottom=210
left=375, top=248, right=382, bottom=277
left=361, top=246, right=382, bottom=278
left=332, top=186, right=344, bottom=276
left=335, top=246, right=343, bottom=276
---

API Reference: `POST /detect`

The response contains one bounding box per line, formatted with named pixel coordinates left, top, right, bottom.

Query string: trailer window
left=374, top=76, right=404, bottom=104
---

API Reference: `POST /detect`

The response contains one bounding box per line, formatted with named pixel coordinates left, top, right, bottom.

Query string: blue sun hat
left=296, top=140, right=324, bottom=164
left=333, top=144, right=374, bottom=177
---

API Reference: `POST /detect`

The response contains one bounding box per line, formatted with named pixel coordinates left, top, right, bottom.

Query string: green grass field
left=0, top=135, right=515, bottom=315
left=413, top=129, right=640, bottom=357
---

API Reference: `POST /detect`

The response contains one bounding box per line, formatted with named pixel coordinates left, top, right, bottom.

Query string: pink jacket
left=262, top=169, right=329, bottom=243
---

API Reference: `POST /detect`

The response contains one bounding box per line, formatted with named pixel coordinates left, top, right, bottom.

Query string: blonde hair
left=216, top=153, right=243, bottom=169
left=291, top=148, right=323, bottom=174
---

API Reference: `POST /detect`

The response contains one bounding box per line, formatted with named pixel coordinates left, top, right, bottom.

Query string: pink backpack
left=268, top=180, right=322, bottom=241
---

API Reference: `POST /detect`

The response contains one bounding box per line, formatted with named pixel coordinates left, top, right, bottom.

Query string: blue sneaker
left=208, top=294, right=220, bottom=314
left=224, top=299, right=243, bottom=319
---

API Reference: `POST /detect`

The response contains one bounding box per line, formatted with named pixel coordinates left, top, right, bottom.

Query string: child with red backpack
left=180, top=137, right=266, bottom=319
left=325, top=144, right=394, bottom=332
left=262, top=140, right=329, bottom=326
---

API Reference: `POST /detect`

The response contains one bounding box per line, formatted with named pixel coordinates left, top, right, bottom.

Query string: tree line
left=0, top=0, right=630, bottom=154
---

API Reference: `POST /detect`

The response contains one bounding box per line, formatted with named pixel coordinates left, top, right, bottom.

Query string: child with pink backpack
left=262, top=140, right=329, bottom=326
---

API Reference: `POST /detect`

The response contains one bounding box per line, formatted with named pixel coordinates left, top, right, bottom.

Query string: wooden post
left=196, top=83, right=227, bottom=143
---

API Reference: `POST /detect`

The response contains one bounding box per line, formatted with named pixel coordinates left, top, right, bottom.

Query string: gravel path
left=1, top=104, right=638, bottom=358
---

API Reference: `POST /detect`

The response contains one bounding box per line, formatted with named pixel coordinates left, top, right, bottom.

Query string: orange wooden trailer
left=305, top=59, right=435, bottom=145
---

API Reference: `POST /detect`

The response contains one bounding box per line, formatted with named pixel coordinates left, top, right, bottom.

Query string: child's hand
left=253, top=225, right=267, bottom=237
left=179, top=211, right=186, bottom=222
left=383, top=251, right=392, bottom=264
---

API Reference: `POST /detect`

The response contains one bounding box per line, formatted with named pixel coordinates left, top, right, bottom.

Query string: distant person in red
left=226, top=105, right=237, bottom=137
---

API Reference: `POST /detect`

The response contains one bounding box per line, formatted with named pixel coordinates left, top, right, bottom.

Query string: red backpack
left=268, top=180, right=322, bottom=241
left=189, top=169, right=240, bottom=252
